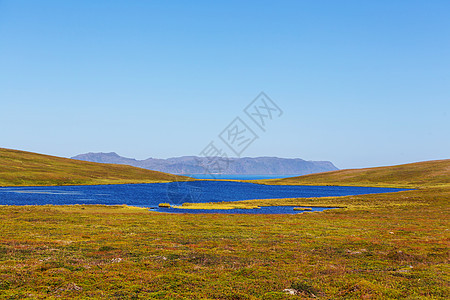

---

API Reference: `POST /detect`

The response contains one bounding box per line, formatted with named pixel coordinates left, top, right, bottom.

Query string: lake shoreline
left=0, top=182, right=411, bottom=214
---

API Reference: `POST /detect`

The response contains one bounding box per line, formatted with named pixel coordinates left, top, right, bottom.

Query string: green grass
left=293, top=207, right=312, bottom=211
left=0, top=148, right=189, bottom=186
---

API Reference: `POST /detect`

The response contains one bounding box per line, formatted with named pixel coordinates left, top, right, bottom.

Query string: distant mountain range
left=71, top=152, right=339, bottom=175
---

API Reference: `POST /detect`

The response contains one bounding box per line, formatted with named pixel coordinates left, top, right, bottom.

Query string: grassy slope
left=0, top=148, right=188, bottom=186
left=254, top=159, right=450, bottom=188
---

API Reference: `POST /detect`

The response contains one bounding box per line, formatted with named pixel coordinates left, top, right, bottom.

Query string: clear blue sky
left=1, top=0, right=449, bottom=169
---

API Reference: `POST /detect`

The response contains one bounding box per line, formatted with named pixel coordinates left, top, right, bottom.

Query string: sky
left=0, top=0, right=449, bottom=169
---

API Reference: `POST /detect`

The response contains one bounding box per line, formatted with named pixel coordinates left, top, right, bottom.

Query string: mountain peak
left=71, top=152, right=338, bottom=175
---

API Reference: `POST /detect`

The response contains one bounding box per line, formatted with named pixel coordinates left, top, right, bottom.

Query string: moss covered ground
left=0, top=185, right=448, bottom=299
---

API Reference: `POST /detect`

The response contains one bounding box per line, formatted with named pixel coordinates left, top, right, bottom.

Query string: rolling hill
left=0, top=148, right=189, bottom=186
left=258, top=159, right=450, bottom=188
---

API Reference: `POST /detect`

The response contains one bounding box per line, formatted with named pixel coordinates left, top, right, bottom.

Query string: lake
left=187, top=174, right=299, bottom=180
left=0, top=181, right=410, bottom=214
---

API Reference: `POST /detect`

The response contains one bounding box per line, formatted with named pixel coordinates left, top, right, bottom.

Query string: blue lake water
left=188, top=174, right=299, bottom=180
left=0, top=181, right=410, bottom=214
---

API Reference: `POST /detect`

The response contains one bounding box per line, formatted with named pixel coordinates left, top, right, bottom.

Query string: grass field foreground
left=0, top=186, right=448, bottom=299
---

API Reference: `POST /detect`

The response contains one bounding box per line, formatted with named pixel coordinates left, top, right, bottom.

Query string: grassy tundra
left=0, top=149, right=448, bottom=299
left=254, top=159, right=450, bottom=188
